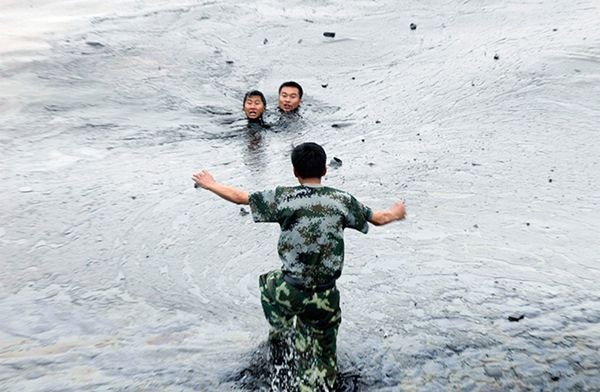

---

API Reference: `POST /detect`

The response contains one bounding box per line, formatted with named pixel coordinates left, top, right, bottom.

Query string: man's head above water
left=243, top=90, right=266, bottom=121
left=278, top=81, right=303, bottom=113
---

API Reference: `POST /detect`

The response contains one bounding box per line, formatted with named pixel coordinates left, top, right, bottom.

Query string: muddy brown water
left=1, top=1, right=599, bottom=390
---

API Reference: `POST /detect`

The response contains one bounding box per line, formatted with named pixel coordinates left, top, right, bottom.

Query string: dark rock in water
left=323, top=31, right=336, bottom=38
left=551, top=375, right=560, bottom=382
left=410, top=23, right=417, bottom=30
left=130, top=196, right=136, bottom=200
left=351, top=76, right=356, bottom=80
left=86, top=41, right=105, bottom=48
left=297, top=38, right=303, bottom=44
left=263, top=38, right=268, bottom=45
left=330, top=157, right=343, bottom=168
left=526, top=222, right=530, bottom=226
left=239, top=207, right=249, bottom=216
left=473, top=224, right=479, bottom=228
left=225, top=60, right=234, bottom=64
left=375, top=120, right=381, bottom=124
left=361, top=138, right=365, bottom=142
left=508, top=314, right=525, bottom=322
left=548, top=178, right=553, bottom=183
left=493, top=54, right=499, bottom=60
left=331, top=124, right=340, bottom=128
left=321, top=83, right=328, bottom=88
left=553, top=28, right=558, bottom=32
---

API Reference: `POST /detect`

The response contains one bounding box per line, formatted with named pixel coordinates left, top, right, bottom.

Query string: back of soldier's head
left=292, top=142, right=326, bottom=179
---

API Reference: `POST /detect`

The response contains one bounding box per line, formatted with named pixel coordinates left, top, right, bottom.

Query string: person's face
left=278, top=87, right=301, bottom=112
left=243, top=96, right=266, bottom=120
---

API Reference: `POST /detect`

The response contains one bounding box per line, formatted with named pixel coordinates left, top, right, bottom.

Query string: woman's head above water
left=243, top=90, right=266, bottom=121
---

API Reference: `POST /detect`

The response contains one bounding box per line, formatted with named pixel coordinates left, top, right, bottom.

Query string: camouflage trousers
left=259, top=269, right=341, bottom=391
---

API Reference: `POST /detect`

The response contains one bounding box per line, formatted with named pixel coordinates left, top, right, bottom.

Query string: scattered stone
left=351, top=76, right=356, bottom=80
left=321, top=83, right=328, bottom=88
left=323, top=32, right=336, bottom=38
left=86, top=41, right=105, bottom=48
left=493, top=54, right=499, bottom=60
left=239, top=207, right=249, bottom=216
left=263, top=38, right=268, bottom=45
left=526, top=222, right=530, bottom=226
left=375, top=120, right=381, bottom=124
left=329, top=157, right=342, bottom=168
left=19, top=187, right=33, bottom=193
left=409, top=23, right=417, bottom=30
left=548, top=178, right=553, bottom=183
left=361, top=139, right=365, bottom=142
left=508, top=314, right=525, bottom=322
left=225, top=60, right=234, bottom=65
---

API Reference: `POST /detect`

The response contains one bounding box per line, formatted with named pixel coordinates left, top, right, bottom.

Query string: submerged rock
left=323, top=32, right=336, bottom=38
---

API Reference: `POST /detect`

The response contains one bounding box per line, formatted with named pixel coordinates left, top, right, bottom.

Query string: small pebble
left=526, top=222, right=530, bottom=226
left=323, top=32, right=336, bottom=38
left=409, top=23, right=417, bottom=30
left=375, top=120, right=381, bottom=124
left=493, top=54, right=499, bottom=60
left=361, top=139, right=365, bottom=142
left=351, top=76, right=356, bottom=80
left=548, top=178, right=553, bottom=183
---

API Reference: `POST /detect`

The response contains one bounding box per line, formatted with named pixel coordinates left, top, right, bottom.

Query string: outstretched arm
left=192, top=170, right=249, bottom=205
left=369, top=201, right=406, bottom=226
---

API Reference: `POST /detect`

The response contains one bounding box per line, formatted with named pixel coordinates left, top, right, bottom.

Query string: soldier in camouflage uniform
left=192, top=142, right=406, bottom=391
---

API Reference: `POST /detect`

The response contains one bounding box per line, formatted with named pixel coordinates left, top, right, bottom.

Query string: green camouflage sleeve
left=249, top=189, right=279, bottom=223
left=346, top=195, right=372, bottom=233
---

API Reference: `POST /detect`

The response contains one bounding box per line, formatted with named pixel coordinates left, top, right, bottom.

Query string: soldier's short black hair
left=278, top=81, right=303, bottom=98
left=243, top=90, right=266, bottom=107
left=292, top=142, right=326, bottom=179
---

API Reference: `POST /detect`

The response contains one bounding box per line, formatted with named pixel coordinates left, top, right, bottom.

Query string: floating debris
left=239, top=207, right=249, bottom=216
left=323, top=32, right=336, bottom=38
left=329, top=157, right=342, bottom=168
left=508, top=314, right=525, bottom=322
left=86, top=41, right=105, bottom=48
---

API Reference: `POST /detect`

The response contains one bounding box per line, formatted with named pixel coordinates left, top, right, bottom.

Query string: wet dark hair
left=278, top=81, right=303, bottom=98
left=243, top=90, right=266, bottom=107
left=291, top=142, right=326, bottom=179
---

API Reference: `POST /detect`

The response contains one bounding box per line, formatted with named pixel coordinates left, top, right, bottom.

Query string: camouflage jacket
left=249, top=185, right=372, bottom=286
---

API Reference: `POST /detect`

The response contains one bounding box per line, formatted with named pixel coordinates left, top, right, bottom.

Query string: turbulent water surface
left=1, top=0, right=600, bottom=390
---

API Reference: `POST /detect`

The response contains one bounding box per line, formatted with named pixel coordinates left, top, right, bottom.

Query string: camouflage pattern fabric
left=249, top=185, right=372, bottom=287
left=260, top=269, right=341, bottom=391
